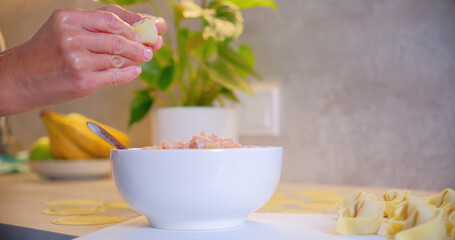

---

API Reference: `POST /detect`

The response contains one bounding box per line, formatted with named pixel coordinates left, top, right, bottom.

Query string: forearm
left=0, top=45, right=32, bottom=116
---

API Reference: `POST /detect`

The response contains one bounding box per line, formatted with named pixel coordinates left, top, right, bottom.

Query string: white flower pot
left=152, top=107, right=238, bottom=145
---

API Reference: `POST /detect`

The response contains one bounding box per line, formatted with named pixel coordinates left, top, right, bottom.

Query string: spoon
left=86, top=122, right=127, bottom=150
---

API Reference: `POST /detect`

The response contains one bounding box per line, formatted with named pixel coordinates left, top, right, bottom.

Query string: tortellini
left=385, top=200, right=446, bottom=240
left=449, top=212, right=455, bottom=238
left=441, top=202, right=455, bottom=235
left=386, top=200, right=436, bottom=237
left=336, top=198, right=385, bottom=235
left=336, top=190, right=376, bottom=210
left=427, top=188, right=455, bottom=208
left=382, top=189, right=417, bottom=218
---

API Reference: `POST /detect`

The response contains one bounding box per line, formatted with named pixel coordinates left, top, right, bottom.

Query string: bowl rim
left=112, top=146, right=283, bottom=152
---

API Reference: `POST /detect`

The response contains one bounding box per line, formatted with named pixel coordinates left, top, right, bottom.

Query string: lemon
left=29, top=136, right=56, bottom=161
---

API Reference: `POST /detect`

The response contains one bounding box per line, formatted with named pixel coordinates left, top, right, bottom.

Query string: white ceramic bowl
left=111, top=147, right=283, bottom=230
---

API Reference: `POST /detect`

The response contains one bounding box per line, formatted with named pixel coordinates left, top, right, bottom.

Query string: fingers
left=85, top=54, right=137, bottom=71
left=97, top=5, right=144, bottom=25
left=150, top=36, right=163, bottom=51
left=155, top=17, right=167, bottom=36
left=97, top=5, right=167, bottom=36
left=94, top=65, right=142, bottom=87
left=78, top=9, right=138, bottom=41
left=84, top=32, right=153, bottom=62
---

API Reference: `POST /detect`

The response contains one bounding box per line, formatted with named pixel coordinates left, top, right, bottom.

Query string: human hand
left=0, top=5, right=167, bottom=116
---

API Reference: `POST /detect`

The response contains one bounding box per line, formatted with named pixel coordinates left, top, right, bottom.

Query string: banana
left=66, top=113, right=130, bottom=147
left=42, top=113, right=93, bottom=159
left=41, top=110, right=130, bottom=159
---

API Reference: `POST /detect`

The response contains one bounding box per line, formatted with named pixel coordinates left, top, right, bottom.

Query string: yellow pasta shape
left=337, top=190, right=377, bottom=210
left=386, top=194, right=419, bottom=219
left=336, top=198, right=385, bottom=235
left=386, top=200, right=435, bottom=237
left=441, top=202, right=455, bottom=235
left=393, top=200, right=446, bottom=240
left=427, top=188, right=455, bottom=208
left=382, top=189, right=414, bottom=217
left=449, top=212, right=455, bottom=239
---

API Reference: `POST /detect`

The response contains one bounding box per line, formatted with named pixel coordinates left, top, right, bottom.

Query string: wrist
left=0, top=45, right=31, bottom=116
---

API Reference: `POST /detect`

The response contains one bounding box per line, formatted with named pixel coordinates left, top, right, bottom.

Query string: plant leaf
left=157, top=64, right=174, bottom=90
left=237, top=44, right=255, bottom=67
left=187, top=31, right=204, bottom=50
left=202, top=2, right=244, bottom=41
left=196, top=37, right=218, bottom=60
left=139, top=60, right=160, bottom=86
left=139, top=45, right=173, bottom=87
left=221, top=0, right=277, bottom=10
left=177, top=28, right=189, bottom=69
left=204, top=59, right=253, bottom=94
left=220, top=88, right=240, bottom=102
left=129, top=90, right=153, bottom=127
left=218, top=44, right=261, bottom=79
left=180, top=0, right=204, bottom=18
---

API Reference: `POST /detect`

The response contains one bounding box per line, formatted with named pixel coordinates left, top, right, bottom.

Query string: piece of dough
left=394, top=212, right=446, bottom=240
left=382, top=189, right=410, bottom=217
left=386, top=200, right=445, bottom=240
left=441, top=202, right=455, bottom=234
left=336, top=198, right=385, bottom=235
left=385, top=194, right=419, bottom=219
left=46, top=199, right=103, bottom=207
left=51, top=215, right=125, bottom=226
left=337, top=190, right=376, bottom=210
left=387, top=200, right=435, bottom=237
left=43, top=206, right=105, bottom=215
left=449, top=212, right=455, bottom=238
left=104, top=202, right=131, bottom=209
left=427, top=188, right=455, bottom=208
left=132, top=17, right=158, bottom=45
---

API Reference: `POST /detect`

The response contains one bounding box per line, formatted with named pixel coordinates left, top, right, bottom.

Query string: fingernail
left=134, top=66, right=142, bottom=75
left=144, top=48, right=153, bottom=59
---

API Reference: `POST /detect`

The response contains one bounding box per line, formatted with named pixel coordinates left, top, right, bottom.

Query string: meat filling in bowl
left=143, top=132, right=243, bottom=149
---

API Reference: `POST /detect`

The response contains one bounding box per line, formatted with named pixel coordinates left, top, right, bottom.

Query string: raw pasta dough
left=450, top=212, right=455, bottom=239
left=43, top=206, right=105, bottom=215
left=386, top=200, right=435, bottom=237
left=336, top=198, right=385, bottom=235
left=382, top=189, right=417, bottom=218
left=337, top=190, right=376, bottom=210
left=52, top=215, right=126, bottom=226
left=427, top=188, right=455, bottom=208
left=441, top=202, right=455, bottom=235
left=392, top=200, right=446, bottom=240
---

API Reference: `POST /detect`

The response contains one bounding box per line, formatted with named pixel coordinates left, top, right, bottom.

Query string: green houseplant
left=98, top=0, right=276, bottom=128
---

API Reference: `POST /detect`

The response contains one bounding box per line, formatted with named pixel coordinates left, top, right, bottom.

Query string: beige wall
left=1, top=0, right=454, bottom=190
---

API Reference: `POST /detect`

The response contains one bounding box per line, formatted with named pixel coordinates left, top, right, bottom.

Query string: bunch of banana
left=41, top=110, right=130, bottom=159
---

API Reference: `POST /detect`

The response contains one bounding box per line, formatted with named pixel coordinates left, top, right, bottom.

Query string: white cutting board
left=76, top=213, right=389, bottom=240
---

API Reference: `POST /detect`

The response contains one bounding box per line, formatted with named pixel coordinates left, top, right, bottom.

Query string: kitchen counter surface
left=0, top=173, right=436, bottom=240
